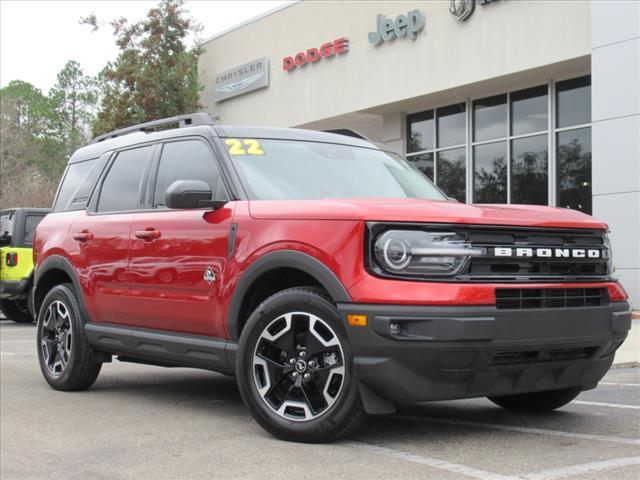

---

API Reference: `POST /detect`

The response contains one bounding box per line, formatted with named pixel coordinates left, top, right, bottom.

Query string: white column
left=382, top=112, right=405, bottom=157
left=591, top=0, right=640, bottom=307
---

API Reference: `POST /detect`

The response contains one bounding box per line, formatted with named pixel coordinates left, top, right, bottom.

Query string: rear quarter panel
left=0, top=247, right=34, bottom=282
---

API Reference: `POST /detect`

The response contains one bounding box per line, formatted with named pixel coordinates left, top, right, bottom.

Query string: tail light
left=6, top=252, right=18, bottom=266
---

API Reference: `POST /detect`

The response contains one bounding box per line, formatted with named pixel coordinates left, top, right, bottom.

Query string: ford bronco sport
left=33, top=113, right=631, bottom=443
left=1, top=208, right=49, bottom=322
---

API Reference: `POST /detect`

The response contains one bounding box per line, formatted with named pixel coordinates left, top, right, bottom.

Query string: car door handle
left=72, top=230, right=93, bottom=242
left=135, top=229, right=161, bottom=241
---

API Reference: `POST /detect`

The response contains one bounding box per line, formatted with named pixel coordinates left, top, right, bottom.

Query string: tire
left=488, top=387, right=582, bottom=412
left=237, top=287, right=367, bottom=443
left=36, top=283, right=102, bottom=391
left=0, top=299, right=33, bottom=323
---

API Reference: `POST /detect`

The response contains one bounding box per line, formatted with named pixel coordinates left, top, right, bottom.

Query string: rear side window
left=23, top=215, right=46, bottom=245
left=97, top=146, right=152, bottom=213
left=153, top=140, right=225, bottom=208
left=53, top=159, right=97, bottom=212
left=0, top=211, right=15, bottom=243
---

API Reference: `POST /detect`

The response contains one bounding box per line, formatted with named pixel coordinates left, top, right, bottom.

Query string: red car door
left=68, top=145, right=154, bottom=325
left=128, top=139, right=233, bottom=337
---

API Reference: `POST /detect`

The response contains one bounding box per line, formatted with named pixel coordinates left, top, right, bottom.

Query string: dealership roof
left=201, top=1, right=300, bottom=45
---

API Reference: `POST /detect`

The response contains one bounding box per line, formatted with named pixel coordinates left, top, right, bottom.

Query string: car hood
left=248, top=198, right=607, bottom=229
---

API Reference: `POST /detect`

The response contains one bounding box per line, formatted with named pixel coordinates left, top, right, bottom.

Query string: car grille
left=489, top=345, right=601, bottom=366
left=458, top=226, right=610, bottom=282
left=495, top=287, right=609, bottom=309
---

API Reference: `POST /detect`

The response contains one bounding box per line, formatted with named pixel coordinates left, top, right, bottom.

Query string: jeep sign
left=368, top=10, right=425, bottom=46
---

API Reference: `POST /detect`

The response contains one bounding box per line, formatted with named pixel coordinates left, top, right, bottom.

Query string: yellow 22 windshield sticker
left=225, top=139, right=265, bottom=156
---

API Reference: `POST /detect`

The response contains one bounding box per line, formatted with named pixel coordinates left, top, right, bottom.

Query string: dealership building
left=198, top=0, right=640, bottom=319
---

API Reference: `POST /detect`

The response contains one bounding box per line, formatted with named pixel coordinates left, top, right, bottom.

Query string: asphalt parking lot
left=1, top=319, right=638, bottom=480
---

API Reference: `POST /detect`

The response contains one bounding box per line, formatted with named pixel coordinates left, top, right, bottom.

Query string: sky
left=0, top=0, right=291, bottom=94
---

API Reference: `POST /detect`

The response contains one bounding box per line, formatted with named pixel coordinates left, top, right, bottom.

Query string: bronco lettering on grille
left=494, top=247, right=603, bottom=258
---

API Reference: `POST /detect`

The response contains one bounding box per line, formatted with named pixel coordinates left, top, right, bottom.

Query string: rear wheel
left=0, top=299, right=33, bottom=323
left=36, top=284, right=102, bottom=391
left=488, top=387, right=582, bottom=412
left=237, top=288, right=366, bottom=443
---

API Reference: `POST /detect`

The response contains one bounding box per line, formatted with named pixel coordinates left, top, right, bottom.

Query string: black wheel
left=237, top=287, right=367, bottom=443
left=0, top=299, right=33, bottom=323
left=488, top=387, right=582, bottom=412
left=36, top=283, right=102, bottom=391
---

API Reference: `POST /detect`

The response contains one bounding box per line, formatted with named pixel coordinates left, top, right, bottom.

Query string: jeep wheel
left=488, top=387, right=582, bottom=412
left=0, top=299, right=33, bottom=323
left=36, top=284, right=102, bottom=391
left=237, top=288, right=366, bottom=443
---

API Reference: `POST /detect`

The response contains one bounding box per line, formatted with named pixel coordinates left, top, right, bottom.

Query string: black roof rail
left=91, top=112, right=215, bottom=143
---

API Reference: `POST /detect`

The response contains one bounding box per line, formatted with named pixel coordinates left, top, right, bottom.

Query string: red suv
left=33, top=113, right=631, bottom=442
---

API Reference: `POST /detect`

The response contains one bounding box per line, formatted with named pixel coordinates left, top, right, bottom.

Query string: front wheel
left=237, top=288, right=366, bottom=443
left=488, top=387, right=582, bottom=412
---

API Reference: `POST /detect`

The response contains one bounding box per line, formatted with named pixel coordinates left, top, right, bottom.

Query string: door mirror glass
left=165, top=180, right=225, bottom=209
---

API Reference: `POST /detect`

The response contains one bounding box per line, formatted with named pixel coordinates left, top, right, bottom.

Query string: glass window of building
left=511, top=134, right=548, bottom=205
left=555, top=76, right=592, bottom=214
left=407, top=110, right=434, bottom=153
left=406, top=107, right=466, bottom=201
left=557, top=76, right=591, bottom=128
left=557, top=128, right=592, bottom=214
left=436, top=148, right=466, bottom=202
left=473, top=94, right=507, bottom=142
left=407, top=76, right=590, bottom=209
left=437, top=103, right=466, bottom=148
left=409, top=152, right=434, bottom=181
left=473, top=141, right=507, bottom=203
left=511, top=85, right=548, bottom=135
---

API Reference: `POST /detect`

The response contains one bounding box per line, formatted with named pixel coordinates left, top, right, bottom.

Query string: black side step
left=84, top=323, right=237, bottom=373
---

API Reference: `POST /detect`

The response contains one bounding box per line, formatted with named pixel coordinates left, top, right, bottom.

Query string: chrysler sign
left=214, top=58, right=269, bottom=102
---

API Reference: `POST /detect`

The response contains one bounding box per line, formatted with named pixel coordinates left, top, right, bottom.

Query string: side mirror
left=165, top=180, right=226, bottom=209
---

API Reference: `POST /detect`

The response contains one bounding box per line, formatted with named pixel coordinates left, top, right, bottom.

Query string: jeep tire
left=36, top=283, right=102, bottom=391
left=488, top=387, right=582, bottom=412
left=0, top=299, right=33, bottom=323
left=237, top=287, right=366, bottom=443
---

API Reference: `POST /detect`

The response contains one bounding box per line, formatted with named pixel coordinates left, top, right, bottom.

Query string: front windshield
left=226, top=138, right=446, bottom=201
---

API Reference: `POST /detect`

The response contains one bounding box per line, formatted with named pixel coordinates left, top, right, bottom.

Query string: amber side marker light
left=347, top=314, right=368, bottom=327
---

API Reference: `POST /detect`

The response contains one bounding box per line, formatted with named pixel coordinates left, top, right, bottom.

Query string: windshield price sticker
left=225, top=139, right=265, bottom=156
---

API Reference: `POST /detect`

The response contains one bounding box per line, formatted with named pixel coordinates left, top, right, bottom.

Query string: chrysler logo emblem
left=449, top=0, right=475, bottom=21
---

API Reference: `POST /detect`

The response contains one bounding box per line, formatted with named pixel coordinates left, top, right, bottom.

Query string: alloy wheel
left=40, top=300, right=73, bottom=376
left=252, top=312, right=345, bottom=421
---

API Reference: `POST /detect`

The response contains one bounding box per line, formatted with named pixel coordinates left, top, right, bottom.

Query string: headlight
left=373, top=230, right=485, bottom=278
left=604, top=233, right=614, bottom=277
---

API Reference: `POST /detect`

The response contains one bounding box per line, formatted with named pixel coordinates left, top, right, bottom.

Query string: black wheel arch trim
left=34, top=255, right=85, bottom=316
left=227, top=250, right=352, bottom=341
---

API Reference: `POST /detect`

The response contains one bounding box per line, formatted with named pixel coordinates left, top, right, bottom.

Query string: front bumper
left=0, top=279, right=31, bottom=299
left=338, top=301, right=631, bottom=404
